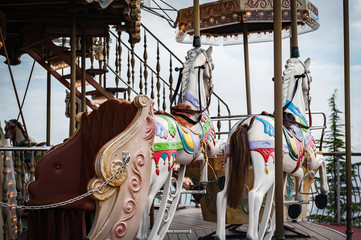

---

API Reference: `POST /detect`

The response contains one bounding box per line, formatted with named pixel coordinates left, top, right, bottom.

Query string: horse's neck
left=285, top=81, right=307, bottom=123
left=15, top=128, right=26, bottom=145
left=180, top=74, right=207, bottom=110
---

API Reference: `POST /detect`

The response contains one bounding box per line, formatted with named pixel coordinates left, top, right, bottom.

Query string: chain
left=0, top=155, right=130, bottom=210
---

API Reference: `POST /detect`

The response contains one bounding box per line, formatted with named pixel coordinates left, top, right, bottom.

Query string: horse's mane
left=180, top=47, right=204, bottom=102
left=282, top=58, right=299, bottom=106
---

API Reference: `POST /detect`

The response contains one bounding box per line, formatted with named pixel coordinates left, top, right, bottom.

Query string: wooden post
left=46, top=66, right=51, bottom=145
left=343, top=0, right=353, bottom=238
left=243, top=24, right=252, bottom=115
left=81, top=35, right=87, bottom=113
left=290, top=0, right=300, bottom=57
left=69, top=17, right=76, bottom=136
left=274, top=0, right=284, bottom=239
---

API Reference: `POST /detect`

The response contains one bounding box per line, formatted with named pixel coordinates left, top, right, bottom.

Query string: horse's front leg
left=287, top=168, right=304, bottom=219
left=215, top=166, right=230, bottom=240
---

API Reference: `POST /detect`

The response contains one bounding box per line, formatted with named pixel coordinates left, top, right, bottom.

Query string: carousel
left=0, top=0, right=359, bottom=240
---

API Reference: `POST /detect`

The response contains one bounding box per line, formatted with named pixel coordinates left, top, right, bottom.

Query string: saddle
left=261, top=111, right=305, bottom=142
left=156, top=104, right=202, bottom=135
left=283, top=112, right=304, bottom=142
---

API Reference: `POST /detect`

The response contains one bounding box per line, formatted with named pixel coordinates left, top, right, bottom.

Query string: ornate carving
left=134, top=95, right=149, bottom=108
left=113, top=222, right=127, bottom=238
left=89, top=178, right=117, bottom=201
left=244, top=0, right=303, bottom=9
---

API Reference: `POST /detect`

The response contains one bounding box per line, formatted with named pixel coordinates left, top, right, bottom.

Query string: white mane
left=180, top=47, right=204, bottom=102
left=282, top=58, right=299, bottom=106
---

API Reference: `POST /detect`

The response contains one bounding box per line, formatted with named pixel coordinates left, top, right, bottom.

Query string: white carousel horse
left=215, top=58, right=329, bottom=240
left=4, top=119, right=47, bottom=164
left=136, top=46, right=226, bottom=240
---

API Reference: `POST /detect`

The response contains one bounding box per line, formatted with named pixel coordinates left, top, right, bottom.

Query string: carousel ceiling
left=176, top=0, right=319, bottom=45
left=0, top=0, right=141, bottom=64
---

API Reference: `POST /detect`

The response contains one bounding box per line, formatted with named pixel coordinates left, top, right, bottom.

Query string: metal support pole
left=193, top=0, right=201, bottom=47
left=46, top=66, right=51, bottom=145
left=242, top=24, right=252, bottom=115
left=69, top=17, right=76, bottom=136
left=290, top=0, right=300, bottom=57
left=274, top=0, right=284, bottom=239
left=343, top=0, right=353, bottom=238
left=81, top=35, right=87, bottom=113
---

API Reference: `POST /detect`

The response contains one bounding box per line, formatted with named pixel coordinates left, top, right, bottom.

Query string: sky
left=0, top=0, right=360, bottom=160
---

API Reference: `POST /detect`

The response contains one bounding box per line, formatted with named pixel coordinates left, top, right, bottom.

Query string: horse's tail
left=227, top=118, right=253, bottom=209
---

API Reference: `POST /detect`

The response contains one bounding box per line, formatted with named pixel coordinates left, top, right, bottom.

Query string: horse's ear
left=65, top=89, right=69, bottom=95
left=304, top=58, right=311, bottom=69
left=206, top=46, right=213, bottom=59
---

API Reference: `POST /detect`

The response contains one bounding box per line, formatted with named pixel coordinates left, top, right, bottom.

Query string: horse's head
left=283, top=58, right=312, bottom=114
left=180, top=46, right=214, bottom=108
left=4, top=119, right=30, bottom=145
left=4, top=119, right=17, bottom=139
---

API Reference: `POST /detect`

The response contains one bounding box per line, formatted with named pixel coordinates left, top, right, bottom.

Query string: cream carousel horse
left=215, top=58, right=329, bottom=240
left=4, top=119, right=47, bottom=164
left=136, top=46, right=226, bottom=240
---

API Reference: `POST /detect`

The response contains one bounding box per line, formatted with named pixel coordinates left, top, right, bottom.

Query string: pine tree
left=323, top=89, right=345, bottom=223
left=321, top=89, right=361, bottom=225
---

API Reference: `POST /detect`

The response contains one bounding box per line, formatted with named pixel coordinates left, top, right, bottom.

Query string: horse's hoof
left=315, top=193, right=328, bottom=209
left=217, top=176, right=225, bottom=190
left=288, top=204, right=302, bottom=219
left=192, top=185, right=205, bottom=202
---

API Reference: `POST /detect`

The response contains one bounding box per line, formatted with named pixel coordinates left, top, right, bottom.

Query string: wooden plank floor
left=158, top=207, right=346, bottom=240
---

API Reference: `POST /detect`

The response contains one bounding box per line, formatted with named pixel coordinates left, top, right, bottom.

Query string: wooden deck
left=161, top=207, right=346, bottom=240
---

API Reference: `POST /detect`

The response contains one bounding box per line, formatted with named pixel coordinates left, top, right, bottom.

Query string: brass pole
left=81, top=35, right=87, bottom=113
left=343, top=0, right=353, bottom=239
left=242, top=24, right=252, bottom=115
left=46, top=65, right=51, bottom=145
left=274, top=0, right=284, bottom=239
left=193, top=0, right=201, bottom=47
left=69, top=17, right=76, bottom=136
left=290, top=0, right=300, bottom=57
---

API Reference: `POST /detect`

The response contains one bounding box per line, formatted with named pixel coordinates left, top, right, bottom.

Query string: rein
left=171, top=50, right=213, bottom=126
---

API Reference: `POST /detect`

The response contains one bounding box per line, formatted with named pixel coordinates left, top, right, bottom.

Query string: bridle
left=171, top=50, right=213, bottom=125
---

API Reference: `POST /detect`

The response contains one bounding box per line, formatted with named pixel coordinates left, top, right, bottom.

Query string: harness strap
left=170, top=67, right=184, bottom=109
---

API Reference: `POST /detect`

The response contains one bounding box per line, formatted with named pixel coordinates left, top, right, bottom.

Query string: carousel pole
left=69, top=16, right=77, bottom=136
left=343, top=0, right=353, bottom=239
left=46, top=64, right=51, bottom=145
left=193, top=0, right=201, bottom=48
left=290, top=0, right=300, bottom=58
left=242, top=24, right=252, bottom=115
left=81, top=34, right=87, bottom=113
left=274, top=0, right=284, bottom=239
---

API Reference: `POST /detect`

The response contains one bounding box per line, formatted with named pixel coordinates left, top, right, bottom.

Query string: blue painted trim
left=256, top=117, right=275, bottom=137
left=284, top=100, right=308, bottom=127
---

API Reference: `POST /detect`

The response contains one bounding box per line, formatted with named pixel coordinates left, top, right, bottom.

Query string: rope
left=199, top=140, right=218, bottom=182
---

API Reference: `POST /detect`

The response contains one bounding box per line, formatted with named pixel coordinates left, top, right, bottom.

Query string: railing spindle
left=127, top=50, right=131, bottom=101
left=2, top=149, right=8, bottom=240
left=156, top=42, right=161, bottom=109
left=143, top=31, right=148, bottom=95
left=139, top=65, right=143, bottom=94
left=151, top=73, right=154, bottom=100
left=169, top=55, right=173, bottom=102
left=15, top=152, right=23, bottom=235
left=163, top=82, right=166, bottom=111
left=131, top=44, right=135, bottom=89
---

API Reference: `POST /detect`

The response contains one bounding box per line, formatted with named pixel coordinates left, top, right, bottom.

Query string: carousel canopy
left=0, top=0, right=141, bottom=65
left=176, top=0, right=319, bottom=45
